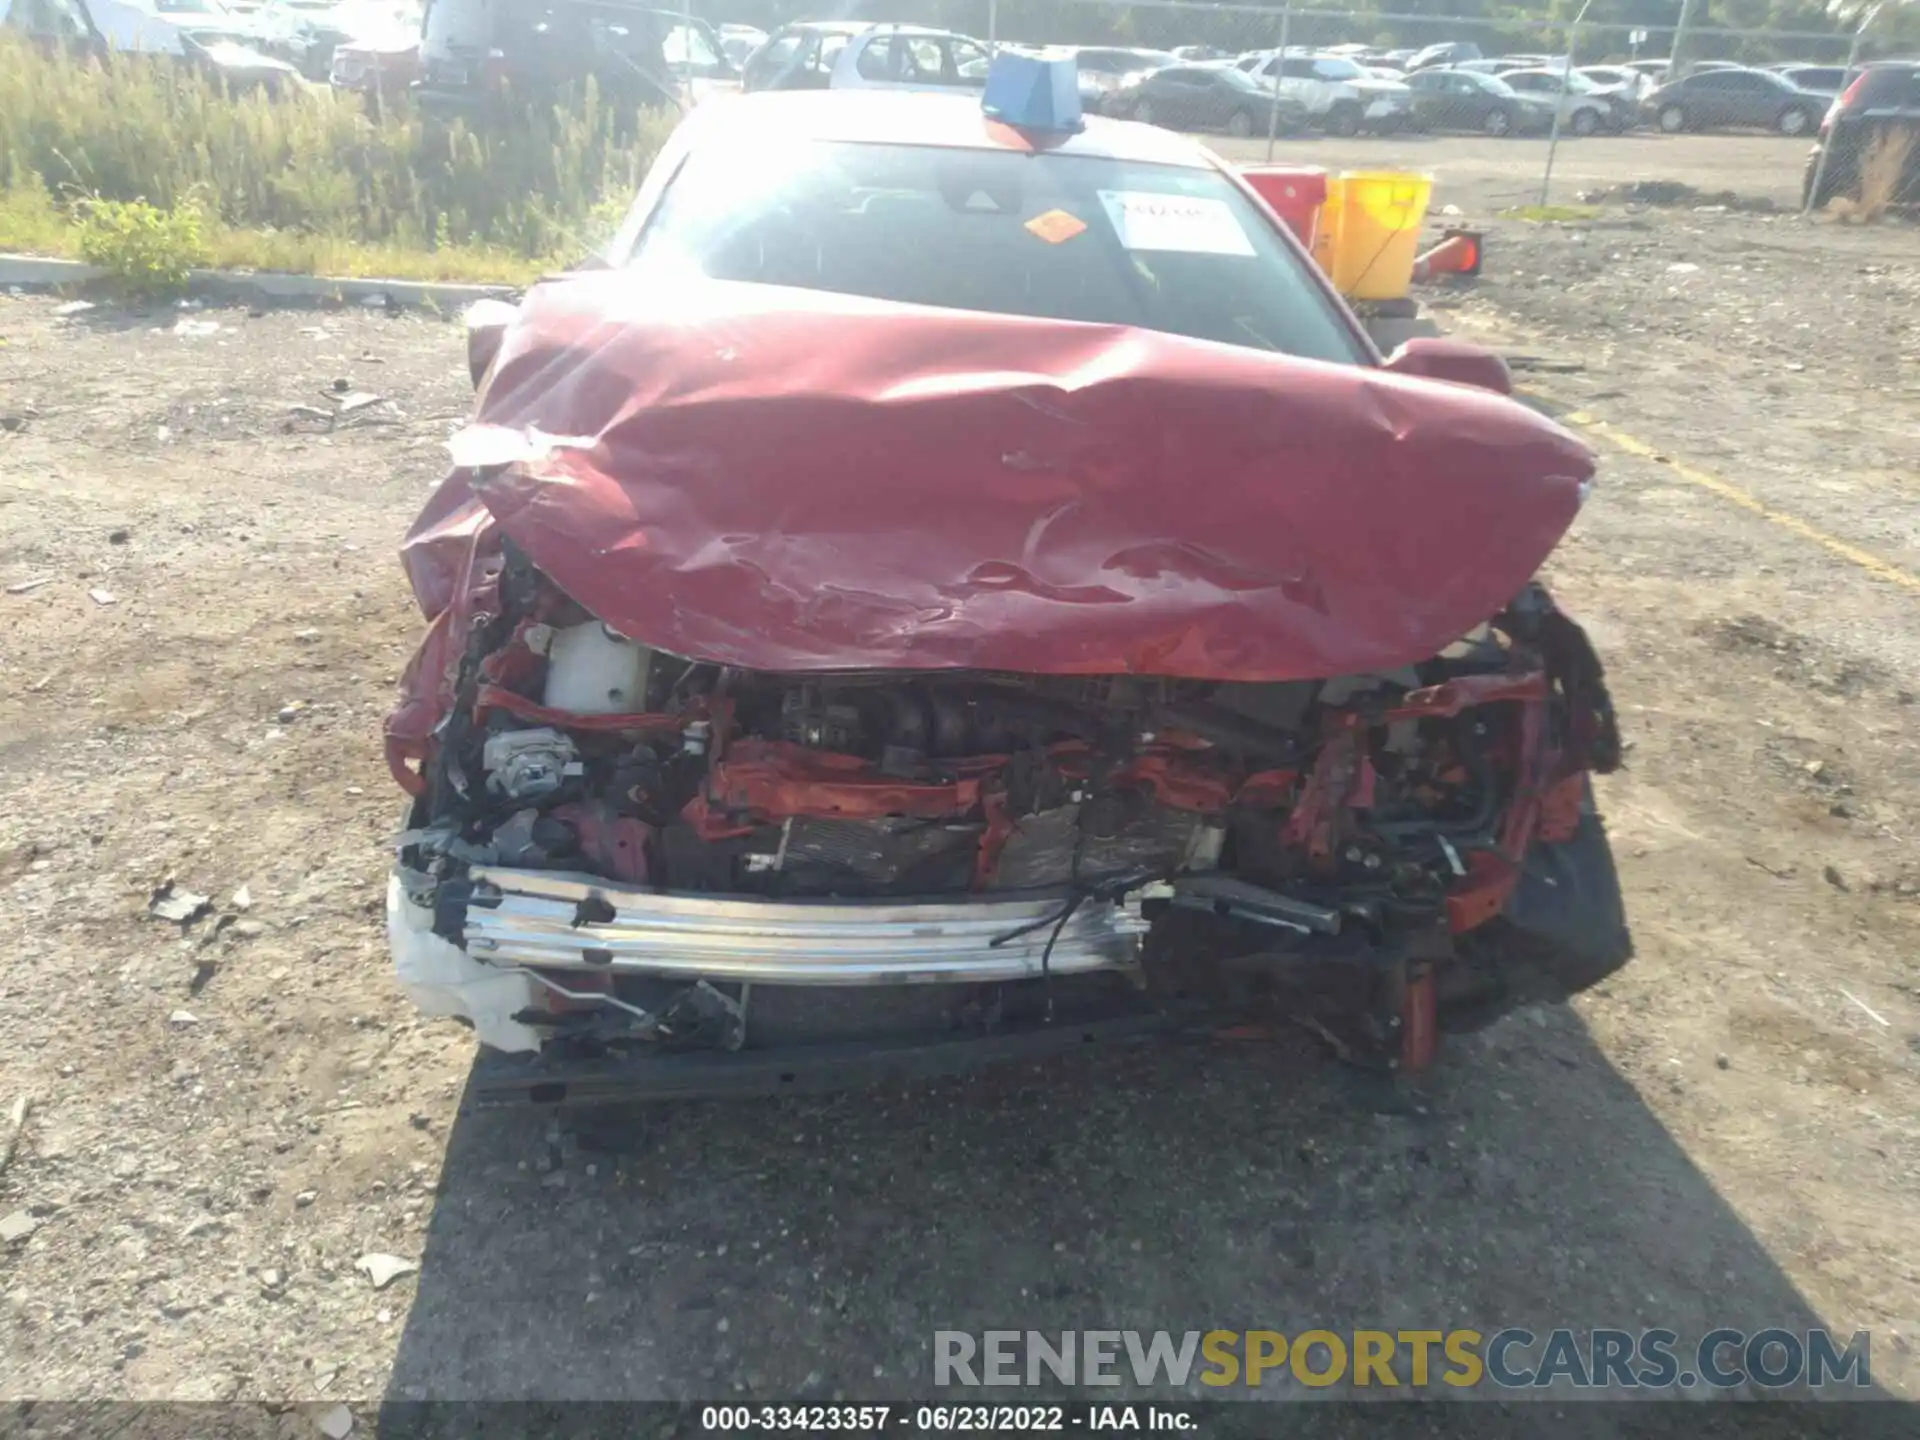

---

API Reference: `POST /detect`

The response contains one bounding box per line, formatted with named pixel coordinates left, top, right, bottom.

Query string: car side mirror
left=1379, top=336, right=1512, bottom=395
left=463, top=298, right=520, bottom=388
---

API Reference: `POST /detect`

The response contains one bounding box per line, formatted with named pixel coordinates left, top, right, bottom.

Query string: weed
left=73, top=194, right=209, bottom=296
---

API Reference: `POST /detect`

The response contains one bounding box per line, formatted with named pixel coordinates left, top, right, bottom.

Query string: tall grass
left=0, top=35, right=673, bottom=275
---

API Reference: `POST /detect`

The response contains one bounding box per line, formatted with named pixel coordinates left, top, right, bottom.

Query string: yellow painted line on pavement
left=1560, top=410, right=1920, bottom=596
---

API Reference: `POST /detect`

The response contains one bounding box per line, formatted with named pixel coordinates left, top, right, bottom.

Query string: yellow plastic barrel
left=1311, top=171, right=1434, bottom=302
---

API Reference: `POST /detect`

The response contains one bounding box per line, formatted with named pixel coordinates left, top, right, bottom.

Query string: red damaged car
left=385, top=84, right=1628, bottom=1104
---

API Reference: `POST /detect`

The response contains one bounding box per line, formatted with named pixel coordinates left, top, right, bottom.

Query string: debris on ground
left=335, top=392, right=385, bottom=415
left=231, top=885, right=252, bottom=911
left=52, top=300, right=94, bottom=317
left=0, top=1210, right=40, bottom=1244
left=313, top=1403, right=354, bottom=1439
left=87, top=588, right=116, bottom=606
left=353, top=1253, right=418, bottom=1289
left=149, top=883, right=212, bottom=925
left=6, top=578, right=54, bottom=595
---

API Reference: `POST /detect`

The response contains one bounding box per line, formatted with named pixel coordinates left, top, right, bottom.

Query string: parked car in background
left=255, top=0, right=414, bottom=80
left=1238, top=50, right=1411, bottom=134
left=717, top=21, right=762, bottom=67
left=1061, top=44, right=1178, bottom=108
left=2, top=0, right=300, bottom=86
left=741, top=21, right=989, bottom=94
left=1405, top=66, right=1554, bottom=136
left=1803, top=60, right=1920, bottom=208
left=1645, top=66, right=1828, bottom=134
left=1404, top=39, right=1480, bottom=71
left=417, top=0, right=735, bottom=112
left=1771, top=64, right=1849, bottom=98
left=1499, top=67, right=1624, bottom=133
left=327, top=1, right=418, bottom=97
left=1171, top=43, right=1230, bottom=62
left=1105, top=61, right=1307, bottom=136
left=1577, top=63, right=1653, bottom=103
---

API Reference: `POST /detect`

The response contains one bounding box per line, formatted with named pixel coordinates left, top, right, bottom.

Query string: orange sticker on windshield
left=1025, top=209, right=1088, bottom=245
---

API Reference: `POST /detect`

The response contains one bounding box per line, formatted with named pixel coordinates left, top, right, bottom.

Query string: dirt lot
left=2, top=132, right=1918, bottom=1423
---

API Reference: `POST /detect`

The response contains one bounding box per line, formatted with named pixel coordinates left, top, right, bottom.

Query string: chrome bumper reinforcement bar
left=461, top=867, right=1151, bottom=985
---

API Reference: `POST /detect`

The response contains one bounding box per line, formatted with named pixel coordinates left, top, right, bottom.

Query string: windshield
left=623, top=139, right=1364, bottom=365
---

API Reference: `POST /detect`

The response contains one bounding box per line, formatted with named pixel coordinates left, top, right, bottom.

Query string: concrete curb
left=0, top=253, right=517, bottom=309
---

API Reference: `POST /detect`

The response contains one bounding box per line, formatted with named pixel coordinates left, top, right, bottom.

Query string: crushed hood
left=407, top=272, right=1592, bottom=683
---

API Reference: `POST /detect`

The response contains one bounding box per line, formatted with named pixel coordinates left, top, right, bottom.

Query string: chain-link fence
left=923, top=0, right=1919, bottom=214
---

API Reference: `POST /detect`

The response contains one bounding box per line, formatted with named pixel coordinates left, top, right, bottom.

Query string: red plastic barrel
left=1239, top=166, right=1328, bottom=247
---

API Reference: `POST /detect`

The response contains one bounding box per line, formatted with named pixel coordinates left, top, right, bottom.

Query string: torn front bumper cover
left=457, top=866, right=1152, bottom=984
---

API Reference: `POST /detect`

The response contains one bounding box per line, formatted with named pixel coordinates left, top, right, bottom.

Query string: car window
left=662, top=21, right=722, bottom=75
left=623, top=139, right=1365, bottom=366
left=1853, top=66, right=1920, bottom=106
left=948, top=37, right=988, bottom=83
left=1278, top=57, right=1315, bottom=79
left=1310, top=57, right=1362, bottom=80
left=853, top=36, right=893, bottom=80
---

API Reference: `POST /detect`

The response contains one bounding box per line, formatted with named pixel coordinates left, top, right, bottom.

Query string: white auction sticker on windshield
left=1097, top=190, right=1255, bottom=256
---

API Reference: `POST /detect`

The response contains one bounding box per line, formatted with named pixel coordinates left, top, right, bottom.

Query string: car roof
left=679, top=89, right=1220, bottom=169
left=781, top=21, right=962, bottom=39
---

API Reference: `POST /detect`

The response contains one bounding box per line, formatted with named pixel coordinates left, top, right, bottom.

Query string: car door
left=1197, top=70, right=1245, bottom=128
left=1442, top=72, right=1485, bottom=128
left=741, top=27, right=804, bottom=90
left=1405, top=69, right=1443, bottom=126
left=1726, top=71, right=1783, bottom=126
left=1140, top=67, right=1199, bottom=127
left=1275, top=54, right=1321, bottom=113
left=1683, top=71, right=1736, bottom=125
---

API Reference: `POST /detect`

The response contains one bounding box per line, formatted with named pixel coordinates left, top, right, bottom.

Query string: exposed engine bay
left=391, top=541, right=1622, bottom=1081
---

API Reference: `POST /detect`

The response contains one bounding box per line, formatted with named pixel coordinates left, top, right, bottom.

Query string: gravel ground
left=1, top=134, right=1917, bottom=1426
